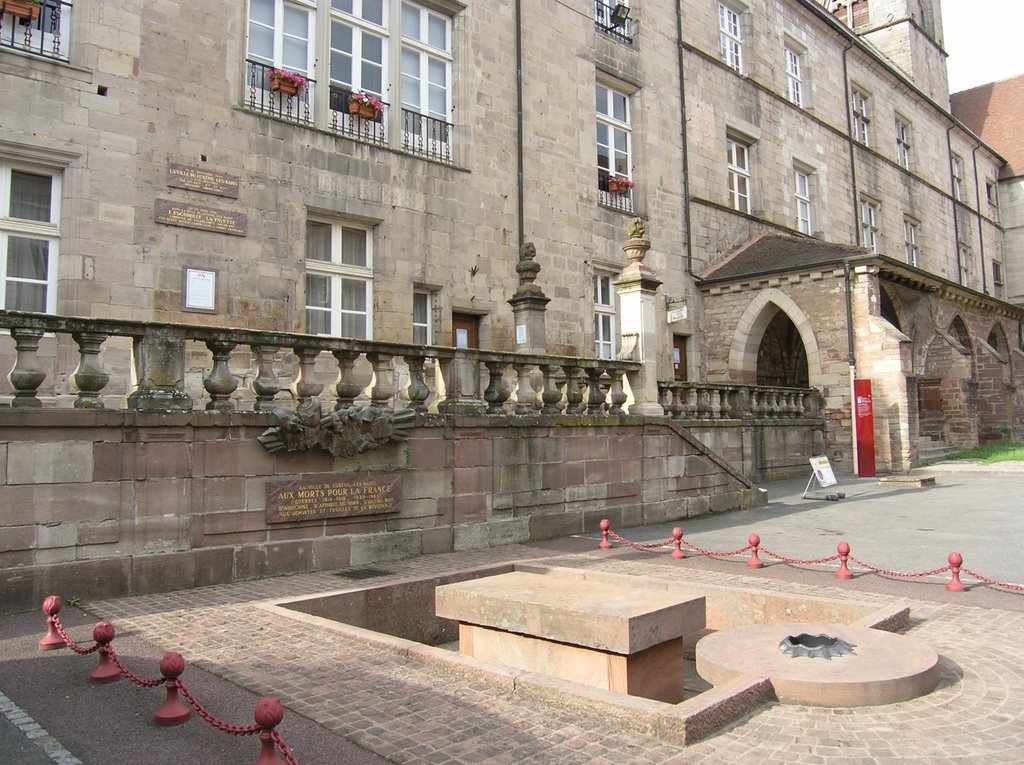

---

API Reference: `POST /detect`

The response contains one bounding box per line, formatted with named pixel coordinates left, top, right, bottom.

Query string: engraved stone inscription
left=167, top=163, right=241, bottom=198
left=267, top=474, right=402, bottom=523
left=155, top=199, right=247, bottom=237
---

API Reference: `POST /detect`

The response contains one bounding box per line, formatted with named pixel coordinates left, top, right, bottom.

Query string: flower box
left=607, top=177, right=634, bottom=195
left=4, top=0, right=42, bottom=20
left=347, top=92, right=385, bottom=121
left=267, top=69, right=307, bottom=96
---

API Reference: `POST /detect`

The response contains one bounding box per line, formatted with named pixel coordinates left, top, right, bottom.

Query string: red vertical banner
left=854, top=379, right=876, bottom=477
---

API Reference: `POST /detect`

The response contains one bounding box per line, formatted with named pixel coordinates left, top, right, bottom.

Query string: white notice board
left=809, top=455, right=837, bottom=488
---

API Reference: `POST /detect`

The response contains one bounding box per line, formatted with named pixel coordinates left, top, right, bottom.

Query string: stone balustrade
left=0, top=310, right=642, bottom=417
left=659, top=381, right=823, bottom=421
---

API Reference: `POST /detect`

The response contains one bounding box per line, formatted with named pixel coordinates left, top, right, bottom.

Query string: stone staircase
left=918, top=435, right=956, bottom=464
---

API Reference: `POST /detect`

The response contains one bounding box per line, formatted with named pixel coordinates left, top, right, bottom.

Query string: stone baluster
left=768, top=390, right=780, bottom=418
left=8, top=328, right=46, bottom=408
left=405, top=353, right=431, bottom=413
left=563, top=366, right=584, bottom=414
left=786, top=391, right=798, bottom=417
left=538, top=364, right=563, bottom=415
left=719, top=386, right=733, bottom=419
left=668, top=387, right=685, bottom=418
left=251, top=345, right=283, bottom=411
left=694, top=386, right=708, bottom=419
left=203, top=340, right=239, bottom=411
left=682, top=386, right=697, bottom=417
left=734, top=386, right=751, bottom=418
left=483, top=361, right=511, bottom=413
left=608, top=370, right=627, bottom=414
left=584, top=367, right=606, bottom=414
left=365, top=352, right=394, bottom=410
left=512, top=362, right=537, bottom=415
left=708, top=386, right=722, bottom=418
left=331, top=350, right=362, bottom=409
left=71, top=331, right=110, bottom=409
left=291, top=347, right=324, bottom=405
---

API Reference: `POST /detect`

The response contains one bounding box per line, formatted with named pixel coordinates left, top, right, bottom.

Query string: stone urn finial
left=515, top=241, right=542, bottom=294
left=622, top=217, right=652, bottom=273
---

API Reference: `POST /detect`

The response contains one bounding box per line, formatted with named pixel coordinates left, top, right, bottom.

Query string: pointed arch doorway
left=756, top=309, right=810, bottom=388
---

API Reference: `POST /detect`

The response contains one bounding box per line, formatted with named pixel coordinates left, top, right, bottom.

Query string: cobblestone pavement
left=83, top=543, right=1024, bottom=764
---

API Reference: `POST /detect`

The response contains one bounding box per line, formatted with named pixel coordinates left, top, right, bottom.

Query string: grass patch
left=945, top=442, right=1024, bottom=463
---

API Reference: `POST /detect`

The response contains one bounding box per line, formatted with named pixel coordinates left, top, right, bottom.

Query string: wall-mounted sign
left=266, top=474, right=402, bottom=523
left=155, top=198, right=247, bottom=237
left=668, top=306, right=688, bottom=323
left=167, top=163, right=240, bottom=199
left=183, top=267, right=217, bottom=312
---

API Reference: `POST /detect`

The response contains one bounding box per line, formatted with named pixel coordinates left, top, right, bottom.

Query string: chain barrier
left=597, top=519, right=1024, bottom=593
left=38, top=594, right=300, bottom=764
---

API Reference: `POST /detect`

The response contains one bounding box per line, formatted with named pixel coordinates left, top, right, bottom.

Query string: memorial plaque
left=155, top=198, right=248, bottom=237
left=167, top=163, right=240, bottom=199
left=267, top=474, right=402, bottom=523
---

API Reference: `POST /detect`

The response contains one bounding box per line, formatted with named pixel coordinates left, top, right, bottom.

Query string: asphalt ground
left=2, top=461, right=1022, bottom=763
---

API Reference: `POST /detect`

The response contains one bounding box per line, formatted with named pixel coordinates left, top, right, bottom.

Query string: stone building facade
left=0, top=0, right=1021, bottom=474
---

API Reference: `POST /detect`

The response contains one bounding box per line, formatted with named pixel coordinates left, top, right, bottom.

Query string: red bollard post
left=89, top=622, right=121, bottom=683
left=39, top=595, right=65, bottom=651
left=154, top=652, right=191, bottom=726
left=946, top=552, right=966, bottom=592
left=253, top=697, right=286, bottom=765
left=598, top=519, right=613, bottom=549
left=746, top=533, right=764, bottom=569
left=670, top=527, right=686, bottom=559
left=835, top=541, right=854, bottom=579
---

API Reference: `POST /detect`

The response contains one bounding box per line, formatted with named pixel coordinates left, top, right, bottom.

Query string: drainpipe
left=841, top=43, right=859, bottom=472
left=970, top=142, right=987, bottom=294
left=515, top=0, right=524, bottom=247
left=675, top=2, right=695, bottom=278
left=946, top=125, right=963, bottom=285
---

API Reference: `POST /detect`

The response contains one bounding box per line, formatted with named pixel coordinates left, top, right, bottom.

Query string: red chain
left=758, top=547, right=840, bottom=566
left=679, top=538, right=752, bottom=558
left=849, top=556, right=950, bottom=580
left=176, top=680, right=261, bottom=735
left=272, top=729, right=302, bottom=765
left=104, top=645, right=164, bottom=687
left=52, top=618, right=101, bottom=655
left=961, top=567, right=1024, bottom=592
left=607, top=531, right=674, bottom=550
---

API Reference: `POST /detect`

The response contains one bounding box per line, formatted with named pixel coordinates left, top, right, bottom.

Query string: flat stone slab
left=435, top=571, right=705, bottom=654
left=696, top=622, right=940, bottom=707
left=879, top=475, right=936, bottom=487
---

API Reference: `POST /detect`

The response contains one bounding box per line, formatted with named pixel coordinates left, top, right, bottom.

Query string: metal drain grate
left=333, top=567, right=391, bottom=580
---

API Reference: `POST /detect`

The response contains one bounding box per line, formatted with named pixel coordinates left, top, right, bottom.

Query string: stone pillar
left=507, top=241, right=550, bottom=354
left=614, top=218, right=663, bottom=416
left=127, top=332, right=192, bottom=411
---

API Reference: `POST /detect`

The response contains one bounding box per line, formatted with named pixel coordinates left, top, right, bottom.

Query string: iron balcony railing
left=0, top=0, right=71, bottom=62
left=598, top=174, right=634, bottom=214
left=329, top=86, right=389, bottom=147
left=245, top=59, right=315, bottom=126
left=401, top=109, right=453, bottom=164
left=594, top=1, right=633, bottom=44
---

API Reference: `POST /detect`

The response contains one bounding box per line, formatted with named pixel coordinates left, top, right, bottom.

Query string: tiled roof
left=700, top=234, right=869, bottom=282
left=951, top=74, right=1024, bottom=179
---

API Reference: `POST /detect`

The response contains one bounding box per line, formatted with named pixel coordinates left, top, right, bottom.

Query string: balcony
left=0, top=0, right=71, bottom=62
left=599, top=174, right=634, bottom=214
left=244, top=60, right=455, bottom=165
left=594, top=1, right=633, bottom=45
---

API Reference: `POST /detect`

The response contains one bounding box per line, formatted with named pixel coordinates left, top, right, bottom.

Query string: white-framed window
left=412, top=289, right=432, bottom=344
left=785, top=47, right=803, bottom=107
left=794, top=168, right=812, bottom=234
left=860, top=199, right=879, bottom=253
left=958, top=243, right=970, bottom=286
left=896, top=118, right=911, bottom=170
left=245, top=1, right=454, bottom=161
left=719, top=3, right=744, bottom=73
left=305, top=219, right=373, bottom=339
left=986, top=180, right=999, bottom=221
left=851, top=88, right=871, bottom=145
left=952, top=154, right=965, bottom=201
left=992, top=260, right=1004, bottom=287
left=594, top=273, right=616, bottom=360
left=903, top=218, right=919, bottom=267
left=0, top=164, right=60, bottom=313
left=597, top=83, right=633, bottom=206
left=726, top=136, right=751, bottom=214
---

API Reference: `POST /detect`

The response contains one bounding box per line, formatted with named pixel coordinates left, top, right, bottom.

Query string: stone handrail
left=658, top=381, right=822, bottom=421
left=0, top=310, right=642, bottom=416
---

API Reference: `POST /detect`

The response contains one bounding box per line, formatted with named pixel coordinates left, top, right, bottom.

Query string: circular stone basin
left=696, top=623, right=940, bottom=707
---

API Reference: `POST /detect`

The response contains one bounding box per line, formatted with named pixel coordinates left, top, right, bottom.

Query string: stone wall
left=0, top=411, right=765, bottom=614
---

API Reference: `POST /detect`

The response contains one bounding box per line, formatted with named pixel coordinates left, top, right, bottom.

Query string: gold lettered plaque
left=167, top=163, right=241, bottom=199
left=266, top=474, right=402, bottom=523
left=155, top=198, right=248, bottom=236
